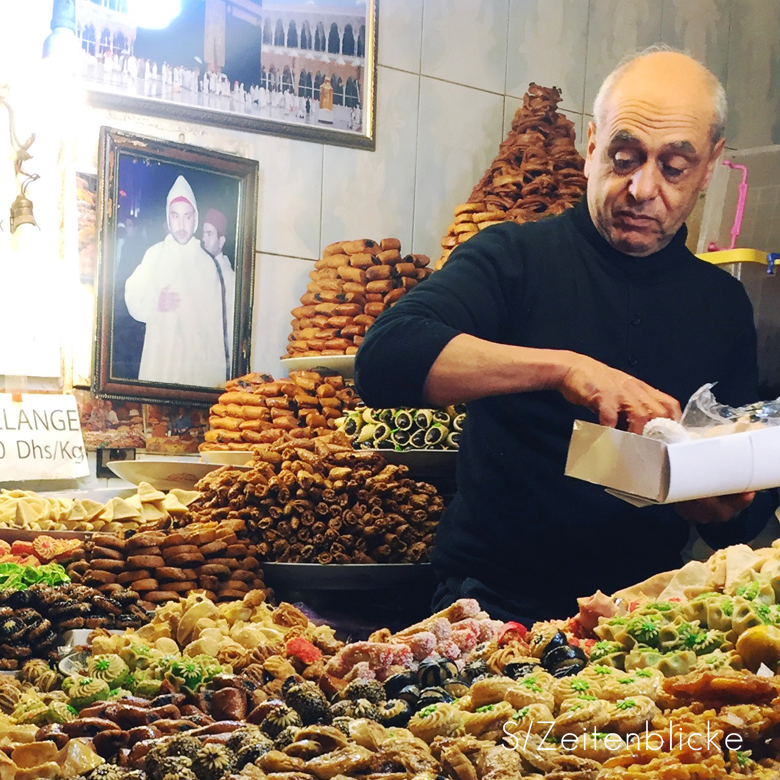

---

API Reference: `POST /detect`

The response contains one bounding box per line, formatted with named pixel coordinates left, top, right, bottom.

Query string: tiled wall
left=249, top=0, right=780, bottom=377
left=5, top=1, right=780, bottom=384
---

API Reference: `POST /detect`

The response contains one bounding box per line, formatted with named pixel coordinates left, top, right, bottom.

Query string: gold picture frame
left=94, top=127, right=258, bottom=406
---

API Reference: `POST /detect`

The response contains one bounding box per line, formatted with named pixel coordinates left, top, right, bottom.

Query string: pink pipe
left=708, top=159, right=748, bottom=252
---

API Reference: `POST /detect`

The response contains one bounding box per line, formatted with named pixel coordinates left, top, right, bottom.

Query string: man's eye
left=612, top=155, right=638, bottom=172
left=662, top=164, right=684, bottom=179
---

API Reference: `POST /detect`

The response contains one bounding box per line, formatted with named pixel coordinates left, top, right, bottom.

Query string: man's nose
left=628, top=162, right=661, bottom=202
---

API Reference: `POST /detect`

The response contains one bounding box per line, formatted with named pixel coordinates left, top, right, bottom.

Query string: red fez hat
left=204, top=208, right=227, bottom=237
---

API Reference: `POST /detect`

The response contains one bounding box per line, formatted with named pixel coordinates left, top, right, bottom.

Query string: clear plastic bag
left=644, top=383, right=780, bottom=442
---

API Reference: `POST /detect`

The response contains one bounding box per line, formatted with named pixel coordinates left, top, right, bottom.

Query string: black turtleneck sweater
left=355, top=199, right=775, bottom=622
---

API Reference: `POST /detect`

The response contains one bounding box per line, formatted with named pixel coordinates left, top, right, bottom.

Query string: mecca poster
left=93, top=127, right=258, bottom=406
left=74, top=0, right=378, bottom=149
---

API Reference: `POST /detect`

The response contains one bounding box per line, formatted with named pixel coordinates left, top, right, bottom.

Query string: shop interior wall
left=2, top=1, right=780, bottom=387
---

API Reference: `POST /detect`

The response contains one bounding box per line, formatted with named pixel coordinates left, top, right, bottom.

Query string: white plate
left=280, top=354, right=355, bottom=379
left=201, top=451, right=255, bottom=466
left=107, top=459, right=247, bottom=491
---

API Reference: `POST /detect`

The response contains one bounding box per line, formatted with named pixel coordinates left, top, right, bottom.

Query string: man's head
left=584, top=47, right=726, bottom=257
left=166, top=175, right=198, bottom=245
left=202, top=208, right=227, bottom=258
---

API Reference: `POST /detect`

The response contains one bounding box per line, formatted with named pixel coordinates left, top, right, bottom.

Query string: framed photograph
left=94, top=126, right=258, bottom=405
left=75, top=0, right=378, bottom=150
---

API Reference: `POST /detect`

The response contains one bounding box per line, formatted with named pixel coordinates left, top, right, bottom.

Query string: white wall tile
left=252, top=136, right=324, bottom=260
left=661, top=0, right=732, bottom=85
left=726, top=0, right=780, bottom=149
left=378, top=0, right=424, bottom=73
left=421, top=0, right=510, bottom=94
left=250, top=253, right=314, bottom=377
left=506, top=0, right=589, bottom=113
left=413, top=77, right=505, bottom=261
left=321, top=67, right=420, bottom=253
left=583, top=0, right=664, bottom=114
left=503, top=96, right=587, bottom=158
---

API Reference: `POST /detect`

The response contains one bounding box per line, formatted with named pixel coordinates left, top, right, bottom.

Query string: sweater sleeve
left=354, top=226, right=520, bottom=408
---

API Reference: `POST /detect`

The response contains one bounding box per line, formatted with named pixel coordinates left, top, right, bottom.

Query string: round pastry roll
left=463, top=700, right=514, bottom=739
left=503, top=702, right=554, bottom=737
left=552, top=699, right=611, bottom=736
left=599, top=669, right=664, bottom=702
left=503, top=674, right=556, bottom=711
left=606, top=695, right=660, bottom=736
left=552, top=675, right=603, bottom=707
left=407, top=702, right=465, bottom=743
left=469, top=676, right=518, bottom=708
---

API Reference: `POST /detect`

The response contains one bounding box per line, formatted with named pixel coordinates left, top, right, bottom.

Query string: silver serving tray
left=260, top=562, right=431, bottom=590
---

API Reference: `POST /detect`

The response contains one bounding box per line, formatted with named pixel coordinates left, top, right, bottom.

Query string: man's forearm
left=422, top=333, right=570, bottom=406
left=421, top=333, right=681, bottom=433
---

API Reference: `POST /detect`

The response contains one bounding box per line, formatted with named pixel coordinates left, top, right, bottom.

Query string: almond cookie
left=205, top=558, right=238, bottom=570
left=229, top=570, right=256, bottom=583
left=164, top=581, right=196, bottom=593
left=189, top=529, right=218, bottom=546
left=126, top=531, right=166, bottom=550
left=198, top=540, right=228, bottom=557
left=198, top=563, right=231, bottom=578
left=131, top=578, right=159, bottom=592
left=143, top=591, right=180, bottom=603
left=117, top=569, right=151, bottom=585
left=220, top=580, right=249, bottom=593
left=162, top=544, right=200, bottom=559
left=167, top=552, right=206, bottom=568
left=225, top=544, right=248, bottom=558
left=91, top=545, right=124, bottom=561
left=128, top=546, right=162, bottom=557
left=127, top=555, right=165, bottom=569
left=92, top=534, right=126, bottom=552
left=83, top=570, right=116, bottom=585
left=90, top=558, right=126, bottom=574
left=218, top=589, right=249, bottom=601
left=240, top=557, right=260, bottom=571
left=198, top=575, right=220, bottom=590
left=156, top=567, right=192, bottom=582
left=161, top=533, right=188, bottom=548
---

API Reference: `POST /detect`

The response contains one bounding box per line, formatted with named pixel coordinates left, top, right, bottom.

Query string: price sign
left=0, top=394, right=89, bottom=481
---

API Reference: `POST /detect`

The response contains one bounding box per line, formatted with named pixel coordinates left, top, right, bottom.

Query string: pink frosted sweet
left=476, top=619, right=505, bottom=643
left=436, top=639, right=462, bottom=659
left=447, top=598, right=482, bottom=622
left=392, top=631, right=437, bottom=661
left=427, top=618, right=452, bottom=641
left=451, top=627, right=479, bottom=652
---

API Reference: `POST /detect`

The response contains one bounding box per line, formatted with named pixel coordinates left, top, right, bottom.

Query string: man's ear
left=218, top=235, right=227, bottom=252
left=702, top=137, right=726, bottom=191
left=584, top=121, right=597, bottom=178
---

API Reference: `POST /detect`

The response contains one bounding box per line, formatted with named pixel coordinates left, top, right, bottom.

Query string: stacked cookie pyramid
left=285, top=238, right=432, bottom=358
left=436, top=83, right=587, bottom=269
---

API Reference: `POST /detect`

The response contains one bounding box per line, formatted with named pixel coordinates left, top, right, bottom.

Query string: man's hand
left=557, top=354, right=681, bottom=433
left=157, top=286, right=180, bottom=312
left=673, top=492, right=755, bottom=525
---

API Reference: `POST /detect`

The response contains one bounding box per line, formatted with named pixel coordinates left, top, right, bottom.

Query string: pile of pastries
left=187, top=450, right=444, bottom=564
left=0, top=548, right=776, bottom=780
left=437, top=83, right=587, bottom=269
left=338, top=404, right=466, bottom=451
left=0, top=485, right=199, bottom=533
left=66, top=521, right=270, bottom=608
left=284, top=238, right=432, bottom=358
left=203, top=371, right=360, bottom=451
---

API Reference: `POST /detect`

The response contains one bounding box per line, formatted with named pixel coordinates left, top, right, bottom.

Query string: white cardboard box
left=565, top=420, right=780, bottom=507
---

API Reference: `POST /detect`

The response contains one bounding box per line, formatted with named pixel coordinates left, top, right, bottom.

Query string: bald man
left=355, top=47, right=776, bottom=624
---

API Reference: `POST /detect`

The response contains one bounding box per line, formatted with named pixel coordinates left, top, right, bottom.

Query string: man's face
left=202, top=222, right=225, bottom=257
left=168, top=201, right=196, bottom=245
left=584, top=59, right=724, bottom=257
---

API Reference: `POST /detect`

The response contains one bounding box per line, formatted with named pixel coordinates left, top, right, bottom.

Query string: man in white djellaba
left=125, top=175, right=228, bottom=387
